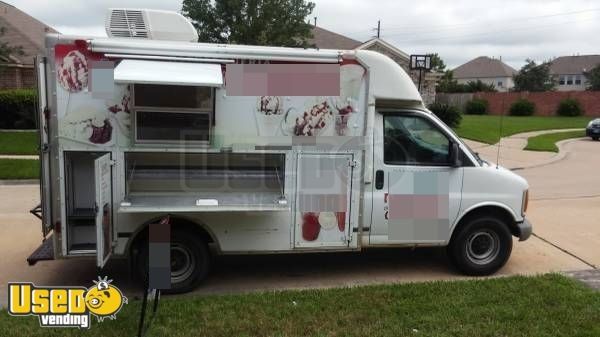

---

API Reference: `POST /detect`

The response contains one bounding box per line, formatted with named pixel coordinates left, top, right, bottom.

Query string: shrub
left=0, top=89, right=37, bottom=129
left=465, top=98, right=488, bottom=115
left=428, top=102, right=462, bottom=128
left=556, top=98, right=583, bottom=117
left=509, top=98, right=535, bottom=116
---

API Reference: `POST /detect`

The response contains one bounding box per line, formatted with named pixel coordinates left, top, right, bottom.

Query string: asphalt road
left=0, top=138, right=597, bottom=306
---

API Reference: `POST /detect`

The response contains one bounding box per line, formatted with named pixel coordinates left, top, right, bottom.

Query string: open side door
left=34, top=56, right=52, bottom=236
left=94, top=153, right=113, bottom=268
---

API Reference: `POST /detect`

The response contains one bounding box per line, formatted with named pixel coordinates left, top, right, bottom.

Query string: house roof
left=549, top=55, right=600, bottom=75
left=308, top=26, right=361, bottom=50
left=356, top=38, right=409, bottom=60
left=0, top=1, right=57, bottom=65
left=453, top=56, right=516, bottom=79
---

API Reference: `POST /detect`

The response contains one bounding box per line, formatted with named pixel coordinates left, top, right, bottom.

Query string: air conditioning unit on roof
left=106, top=8, right=198, bottom=42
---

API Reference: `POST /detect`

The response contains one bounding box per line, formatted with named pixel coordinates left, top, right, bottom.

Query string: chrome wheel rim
left=466, top=230, right=500, bottom=265
left=170, top=244, right=196, bottom=284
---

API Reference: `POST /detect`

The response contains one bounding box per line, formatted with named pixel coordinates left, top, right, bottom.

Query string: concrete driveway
left=0, top=138, right=597, bottom=306
left=517, top=138, right=600, bottom=269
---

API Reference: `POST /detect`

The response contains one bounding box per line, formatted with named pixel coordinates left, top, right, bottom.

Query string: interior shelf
left=118, top=192, right=289, bottom=213
left=121, top=152, right=288, bottom=213
left=69, top=208, right=96, bottom=219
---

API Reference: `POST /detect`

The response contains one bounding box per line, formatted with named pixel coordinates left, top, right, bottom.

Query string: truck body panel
left=30, top=28, right=530, bottom=272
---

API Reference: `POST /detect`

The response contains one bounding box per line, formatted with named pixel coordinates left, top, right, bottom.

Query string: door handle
left=375, top=170, right=384, bottom=190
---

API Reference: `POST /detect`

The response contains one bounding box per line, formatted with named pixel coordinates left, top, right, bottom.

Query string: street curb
left=0, top=155, right=39, bottom=159
left=564, top=269, right=600, bottom=291
left=465, top=129, right=587, bottom=171
left=513, top=137, right=586, bottom=171
left=0, top=179, right=39, bottom=185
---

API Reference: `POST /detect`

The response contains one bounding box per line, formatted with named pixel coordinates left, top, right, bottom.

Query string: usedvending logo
left=7, top=277, right=128, bottom=328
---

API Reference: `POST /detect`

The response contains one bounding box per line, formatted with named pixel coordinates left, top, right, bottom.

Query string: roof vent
left=106, top=9, right=198, bottom=42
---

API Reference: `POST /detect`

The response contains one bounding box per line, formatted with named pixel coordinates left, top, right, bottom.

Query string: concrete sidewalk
left=463, top=128, right=583, bottom=170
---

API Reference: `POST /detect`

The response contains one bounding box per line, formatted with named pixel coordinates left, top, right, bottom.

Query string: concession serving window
left=120, top=152, right=288, bottom=213
left=113, top=60, right=223, bottom=144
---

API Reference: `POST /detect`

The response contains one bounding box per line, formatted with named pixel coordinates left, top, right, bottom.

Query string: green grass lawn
left=454, top=115, right=591, bottom=144
left=525, top=130, right=586, bottom=152
left=1, top=274, right=598, bottom=337
left=0, top=159, right=39, bottom=179
left=0, top=131, right=39, bottom=155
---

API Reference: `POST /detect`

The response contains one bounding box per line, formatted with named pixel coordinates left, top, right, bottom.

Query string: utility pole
left=377, top=20, right=380, bottom=38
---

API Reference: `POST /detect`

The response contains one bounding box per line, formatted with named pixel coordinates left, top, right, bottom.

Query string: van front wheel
left=447, top=216, right=513, bottom=276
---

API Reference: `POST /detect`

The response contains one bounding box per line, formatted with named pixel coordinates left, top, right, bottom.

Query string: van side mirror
left=449, top=142, right=462, bottom=168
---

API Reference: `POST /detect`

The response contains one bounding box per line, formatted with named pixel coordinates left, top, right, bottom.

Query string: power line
left=341, top=7, right=600, bottom=37
left=387, top=17, right=596, bottom=44
left=383, top=7, right=600, bottom=32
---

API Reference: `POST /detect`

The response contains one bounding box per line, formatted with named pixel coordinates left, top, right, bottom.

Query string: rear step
left=27, top=235, right=54, bottom=266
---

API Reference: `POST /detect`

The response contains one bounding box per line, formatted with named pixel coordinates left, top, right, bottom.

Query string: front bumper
left=516, top=218, right=532, bottom=241
left=587, top=128, right=600, bottom=137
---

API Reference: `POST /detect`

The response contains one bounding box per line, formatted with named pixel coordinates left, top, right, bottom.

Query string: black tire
left=135, top=229, right=210, bottom=294
left=447, top=216, right=513, bottom=276
left=592, top=137, right=599, bottom=141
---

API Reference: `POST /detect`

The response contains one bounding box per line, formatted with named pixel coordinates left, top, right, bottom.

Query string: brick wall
left=474, top=91, right=600, bottom=116
left=0, top=66, right=36, bottom=89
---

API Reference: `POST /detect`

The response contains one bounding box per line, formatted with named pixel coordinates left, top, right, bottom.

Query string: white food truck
left=27, top=9, right=531, bottom=293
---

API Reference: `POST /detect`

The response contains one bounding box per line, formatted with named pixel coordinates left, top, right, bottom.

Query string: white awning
left=114, top=60, right=223, bottom=87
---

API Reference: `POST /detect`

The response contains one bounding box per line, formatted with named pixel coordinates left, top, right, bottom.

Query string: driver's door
left=369, top=111, right=463, bottom=245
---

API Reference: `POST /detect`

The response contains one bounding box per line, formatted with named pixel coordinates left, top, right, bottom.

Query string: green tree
left=513, top=59, right=555, bottom=92
left=437, top=72, right=496, bottom=93
left=181, top=0, right=316, bottom=47
left=437, top=70, right=462, bottom=93
left=584, top=64, right=600, bottom=91
left=466, top=80, right=496, bottom=92
left=428, top=53, right=446, bottom=73
left=0, top=26, right=24, bottom=61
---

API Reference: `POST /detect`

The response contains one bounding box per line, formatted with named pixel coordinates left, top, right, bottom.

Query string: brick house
left=0, top=1, right=57, bottom=89
left=309, top=26, right=439, bottom=104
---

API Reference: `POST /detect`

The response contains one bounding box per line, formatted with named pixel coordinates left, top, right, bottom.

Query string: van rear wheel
left=135, top=229, right=210, bottom=294
left=447, top=216, right=512, bottom=276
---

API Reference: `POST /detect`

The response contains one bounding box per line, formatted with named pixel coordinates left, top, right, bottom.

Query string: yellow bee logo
left=84, top=277, right=127, bottom=321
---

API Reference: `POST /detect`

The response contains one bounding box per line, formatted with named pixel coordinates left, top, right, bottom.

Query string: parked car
left=586, top=118, right=600, bottom=140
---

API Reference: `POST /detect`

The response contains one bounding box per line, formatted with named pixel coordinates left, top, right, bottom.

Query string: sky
left=5, top=0, right=600, bottom=69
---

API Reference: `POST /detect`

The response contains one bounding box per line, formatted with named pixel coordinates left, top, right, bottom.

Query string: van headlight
left=521, top=190, right=529, bottom=216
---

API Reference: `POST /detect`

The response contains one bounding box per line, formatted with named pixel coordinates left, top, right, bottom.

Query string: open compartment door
left=94, top=153, right=113, bottom=268
left=34, top=55, right=52, bottom=236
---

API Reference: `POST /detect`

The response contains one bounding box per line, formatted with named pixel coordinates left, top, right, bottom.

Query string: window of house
left=575, top=75, right=582, bottom=85
left=133, top=84, right=214, bottom=143
left=383, top=115, right=450, bottom=166
left=559, top=76, right=566, bottom=85
left=497, top=81, right=503, bottom=87
left=566, top=75, right=573, bottom=85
